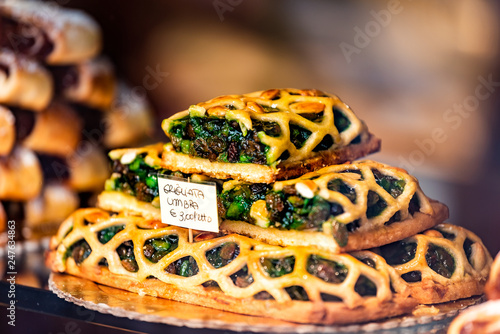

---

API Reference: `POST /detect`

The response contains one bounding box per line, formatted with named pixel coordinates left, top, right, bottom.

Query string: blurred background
left=62, top=0, right=500, bottom=254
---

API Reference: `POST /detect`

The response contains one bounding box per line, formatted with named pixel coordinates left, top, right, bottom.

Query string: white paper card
left=157, top=175, right=219, bottom=232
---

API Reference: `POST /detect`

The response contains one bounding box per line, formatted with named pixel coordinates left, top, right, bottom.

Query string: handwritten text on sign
left=157, top=175, right=219, bottom=232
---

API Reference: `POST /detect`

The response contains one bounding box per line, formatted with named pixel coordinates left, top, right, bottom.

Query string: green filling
left=165, top=256, right=199, bottom=277
left=379, top=241, right=417, bottom=265
left=66, top=240, right=91, bottom=265
left=97, top=225, right=125, bottom=244
left=260, top=256, right=295, bottom=278
left=354, top=275, right=377, bottom=296
left=289, top=124, right=311, bottom=149
left=219, top=182, right=359, bottom=239
left=117, top=241, right=138, bottom=272
left=107, top=153, right=188, bottom=203
left=266, top=191, right=344, bottom=230
left=143, top=235, right=179, bottom=263
left=426, top=244, right=455, bottom=278
left=205, top=242, right=240, bottom=269
left=253, top=120, right=281, bottom=137
left=372, top=169, right=406, bottom=198
left=307, top=255, right=348, bottom=283
left=168, top=116, right=269, bottom=164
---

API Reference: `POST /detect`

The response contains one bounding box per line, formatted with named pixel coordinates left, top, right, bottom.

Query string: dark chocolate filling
left=0, top=16, right=54, bottom=59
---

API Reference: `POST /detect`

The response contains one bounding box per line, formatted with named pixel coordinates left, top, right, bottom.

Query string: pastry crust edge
left=45, top=252, right=417, bottom=325
left=161, top=131, right=381, bottom=183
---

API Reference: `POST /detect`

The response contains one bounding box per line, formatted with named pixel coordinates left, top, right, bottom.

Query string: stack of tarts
left=47, top=88, right=492, bottom=325
left=0, top=1, right=153, bottom=240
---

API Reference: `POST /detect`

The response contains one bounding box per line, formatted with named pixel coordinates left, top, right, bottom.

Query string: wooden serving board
left=48, top=273, right=483, bottom=333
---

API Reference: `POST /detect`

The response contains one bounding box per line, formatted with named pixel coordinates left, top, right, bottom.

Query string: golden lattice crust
left=376, top=223, right=492, bottom=305
left=47, top=208, right=418, bottom=324
left=161, top=88, right=380, bottom=183
left=0, top=1, right=101, bottom=64
left=486, top=252, right=500, bottom=300
left=221, top=160, right=448, bottom=252
left=0, top=146, right=42, bottom=201
left=0, top=50, right=53, bottom=111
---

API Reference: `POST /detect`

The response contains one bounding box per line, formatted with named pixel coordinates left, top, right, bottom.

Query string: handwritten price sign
left=157, top=175, right=219, bottom=232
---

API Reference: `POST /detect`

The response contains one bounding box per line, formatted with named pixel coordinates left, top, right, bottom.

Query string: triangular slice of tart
left=161, top=88, right=380, bottom=183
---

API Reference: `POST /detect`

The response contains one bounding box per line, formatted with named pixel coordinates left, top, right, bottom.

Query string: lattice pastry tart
left=98, top=145, right=447, bottom=253
left=47, top=208, right=419, bottom=325
left=98, top=143, right=213, bottom=220
left=46, top=210, right=491, bottom=324
left=372, top=223, right=492, bottom=305
left=161, top=88, right=381, bottom=183
left=0, top=0, right=101, bottom=64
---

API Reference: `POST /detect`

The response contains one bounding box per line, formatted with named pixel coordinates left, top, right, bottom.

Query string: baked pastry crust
left=103, top=83, right=153, bottom=149
left=0, top=1, right=101, bottom=64
left=23, top=102, right=82, bottom=157
left=374, top=223, right=492, bottom=305
left=53, top=57, right=116, bottom=110
left=162, top=88, right=380, bottom=183
left=220, top=160, right=447, bottom=252
left=486, top=252, right=500, bottom=300
left=0, top=105, right=15, bottom=156
left=47, top=208, right=418, bottom=325
left=0, top=146, right=42, bottom=200
left=162, top=132, right=380, bottom=184
left=221, top=200, right=447, bottom=253
left=0, top=49, right=52, bottom=111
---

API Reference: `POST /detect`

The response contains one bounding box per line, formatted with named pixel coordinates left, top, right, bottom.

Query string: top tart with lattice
left=220, top=160, right=448, bottom=253
left=161, top=88, right=380, bottom=183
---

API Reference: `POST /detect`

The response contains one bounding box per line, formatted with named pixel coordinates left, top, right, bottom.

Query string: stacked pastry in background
left=0, top=1, right=153, bottom=241
left=48, top=88, right=492, bottom=324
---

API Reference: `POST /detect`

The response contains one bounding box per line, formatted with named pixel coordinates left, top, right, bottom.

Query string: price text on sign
left=157, top=175, right=219, bottom=232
